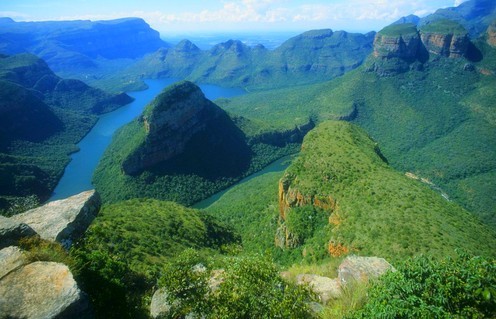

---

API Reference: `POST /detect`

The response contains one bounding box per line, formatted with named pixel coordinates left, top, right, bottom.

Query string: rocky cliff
left=12, top=190, right=100, bottom=247
left=372, top=23, right=421, bottom=61
left=121, top=81, right=251, bottom=177
left=419, top=19, right=470, bottom=58
left=368, top=20, right=473, bottom=75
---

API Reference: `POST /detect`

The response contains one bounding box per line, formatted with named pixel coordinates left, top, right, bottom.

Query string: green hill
left=278, top=121, right=496, bottom=261
left=71, top=198, right=238, bottom=318
left=219, top=23, right=496, bottom=228
left=93, top=81, right=299, bottom=205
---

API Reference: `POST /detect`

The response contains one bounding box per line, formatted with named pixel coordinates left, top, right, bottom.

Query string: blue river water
left=50, top=79, right=245, bottom=201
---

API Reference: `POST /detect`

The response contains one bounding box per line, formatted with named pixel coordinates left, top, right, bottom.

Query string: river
left=50, top=79, right=245, bottom=201
left=192, top=154, right=294, bottom=209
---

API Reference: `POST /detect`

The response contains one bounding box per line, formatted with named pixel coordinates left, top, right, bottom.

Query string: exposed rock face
left=276, top=174, right=336, bottom=249
left=420, top=20, right=470, bottom=58
left=0, top=215, right=36, bottom=249
left=293, top=256, right=394, bottom=306
left=0, top=246, right=26, bottom=278
left=338, top=255, right=395, bottom=286
left=372, top=24, right=420, bottom=61
left=296, top=274, right=341, bottom=304
left=12, top=190, right=100, bottom=247
left=122, top=81, right=250, bottom=176
left=150, top=288, right=173, bottom=319
left=0, top=261, right=92, bottom=319
left=488, top=21, right=496, bottom=47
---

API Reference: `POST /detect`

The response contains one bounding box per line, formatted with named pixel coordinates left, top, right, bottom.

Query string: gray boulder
left=0, top=215, right=36, bottom=249
left=0, top=246, right=27, bottom=278
left=338, top=255, right=395, bottom=286
left=0, top=261, right=92, bottom=318
left=12, top=190, right=100, bottom=247
left=296, top=274, right=342, bottom=304
left=150, top=288, right=172, bottom=319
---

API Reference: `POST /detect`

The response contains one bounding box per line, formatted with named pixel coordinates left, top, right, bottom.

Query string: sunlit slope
left=277, top=121, right=496, bottom=261
left=222, top=53, right=496, bottom=228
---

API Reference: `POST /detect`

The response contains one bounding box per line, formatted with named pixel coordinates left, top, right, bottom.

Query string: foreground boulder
left=0, top=246, right=27, bottom=278
left=296, top=274, right=341, bottom=304
left=0, top=215, right=36, bottom=249
left=12, top=190, right=100, bottom=247
left=0, top=261, right=92, bottom=318
left=338, top=255, right=395, bottom=286
left=294, top=255, right=395, bottom=305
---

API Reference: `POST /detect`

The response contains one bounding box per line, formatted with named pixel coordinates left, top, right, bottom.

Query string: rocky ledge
left=11, top=190, right=100, bottom=247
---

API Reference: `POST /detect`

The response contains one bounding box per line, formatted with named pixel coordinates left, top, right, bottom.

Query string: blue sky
left=0, top=0, right=467, bottom=34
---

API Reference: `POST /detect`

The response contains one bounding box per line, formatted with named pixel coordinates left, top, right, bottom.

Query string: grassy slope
left=221, top=52, right=496, bottom=228
left=77, top=198, right=237, bottom=276
left=282, top=121, right=496, bottom=261
left=206, top=120, right=496, bottom=269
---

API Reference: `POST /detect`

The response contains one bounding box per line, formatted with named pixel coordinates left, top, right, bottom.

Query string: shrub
left=350, top=253, right=496, bottom=318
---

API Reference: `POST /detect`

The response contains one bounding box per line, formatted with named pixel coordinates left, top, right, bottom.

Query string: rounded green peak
left=420, top=19, right=467, bottom=35
left=378, top=23, right=418, bottom=37
left=144, top=80, right=203, bottom=116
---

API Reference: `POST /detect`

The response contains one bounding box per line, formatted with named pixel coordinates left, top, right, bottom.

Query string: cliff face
left=419, top=20, right=470, bottom=58
left=369, top=20, right=472, bottom=75
left=420, top=32, right=469, bottom=57
left=372, top=24, right=421, bottom=61
left=122, top=81, right=251, bottom=176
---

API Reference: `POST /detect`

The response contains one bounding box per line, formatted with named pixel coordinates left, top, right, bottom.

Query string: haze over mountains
left=0, top=0, right=496, bottom=318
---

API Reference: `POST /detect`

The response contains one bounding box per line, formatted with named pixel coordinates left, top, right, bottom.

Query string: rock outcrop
left=296, top=274, right=341, bottom=304
left=372, top=23, right=421, bottom=61
left=122, top=81, right=251, bottom=176
left=12, top=190, right=100, bottom=247
left=0, top=215, right=37, bottom=249
left=487, top=21, right=496, bottom=47
left=338, top=255, right=395, bottom=286
left=419, top=20, right=470, bottom=58
left=293, top=255, right=394, bottom=305
left=0, top=261, right=92, bottom=319
left=0, top=246, right=27, bottom=278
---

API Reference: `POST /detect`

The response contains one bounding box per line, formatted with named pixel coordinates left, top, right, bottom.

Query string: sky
left=0, top=0, right=468, bottom=34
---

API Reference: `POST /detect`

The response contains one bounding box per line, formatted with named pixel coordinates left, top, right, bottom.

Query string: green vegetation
left=377, top=23, right=418, bottom=36
left=158, top=249, right=315, bottom=319
left=0, top=53, right=131, bottom=212
left=70, top=198, right=238, bottom=318
left=75, top=199, right=237, bottom=277
left=350, top=253, right=496, bottom=318
left=279, top=121, right=496, bottom=261
left=94, top=82, right=299, bottom=205
left=420, top=19, right=468, bottom=35
left=119, top=29, right=374, bottom=92
left=222, top=49, right=496, bottom=228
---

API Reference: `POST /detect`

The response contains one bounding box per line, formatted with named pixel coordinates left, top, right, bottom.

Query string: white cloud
left=17, top=0, right=458, bottom=32
left=454, top=0, right=466, bottom=6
